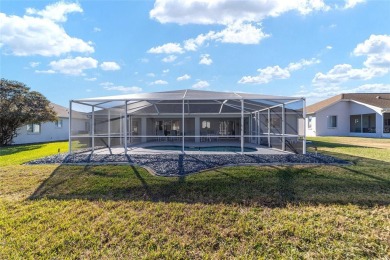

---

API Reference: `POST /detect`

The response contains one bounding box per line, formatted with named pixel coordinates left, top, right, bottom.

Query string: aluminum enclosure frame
left=69, top=89, right=306, bottom=154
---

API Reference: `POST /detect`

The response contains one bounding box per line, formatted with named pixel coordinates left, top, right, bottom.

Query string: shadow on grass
left=308, top=139, right=389, bottom=155
left=29, top=156, right=390, bottom=207
left=0, top=143, right=44, bottom=156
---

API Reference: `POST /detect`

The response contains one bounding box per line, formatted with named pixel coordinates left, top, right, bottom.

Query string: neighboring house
left=12, top=103, right=70, bottom=144
left=305, top=93, right=390, bottom=138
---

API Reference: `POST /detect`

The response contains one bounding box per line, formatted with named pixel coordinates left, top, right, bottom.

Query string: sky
left=1, top=0, right=389, bottom=107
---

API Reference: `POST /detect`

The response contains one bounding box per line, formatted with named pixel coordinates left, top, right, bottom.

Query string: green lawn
left=307, top=136, right=390, bottom=162
left=0, top=141, right=69, bottom=166
left=0, top=137, right=389, bottom=258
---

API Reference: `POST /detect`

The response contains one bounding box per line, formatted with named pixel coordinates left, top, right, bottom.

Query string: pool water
left=144, top=145, right=257, bottom=152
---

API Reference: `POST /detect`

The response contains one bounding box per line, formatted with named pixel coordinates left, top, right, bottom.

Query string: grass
left=0, top=137, right=389, bottom=258
left=0, top=141, right=69, bottom=166
left=307, top=136, right=390, bottom=162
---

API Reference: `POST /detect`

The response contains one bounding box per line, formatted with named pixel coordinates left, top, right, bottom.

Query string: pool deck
left=87, top=141, right=291, bottom=155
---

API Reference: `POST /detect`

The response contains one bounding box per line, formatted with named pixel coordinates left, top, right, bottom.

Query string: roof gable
left=306, top=93, right=390, bottom=114
left=50, top=103, right=69, bottom=118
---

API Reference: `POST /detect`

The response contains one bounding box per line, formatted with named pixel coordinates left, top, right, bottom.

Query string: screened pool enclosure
left=69, top=89, right=306, bottom=154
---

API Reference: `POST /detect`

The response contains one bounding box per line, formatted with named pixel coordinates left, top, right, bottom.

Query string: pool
left=144, top=145, right=257, bottom=152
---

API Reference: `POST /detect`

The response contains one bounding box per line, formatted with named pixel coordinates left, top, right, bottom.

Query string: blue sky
left=1, top=0, right=389, bottom=106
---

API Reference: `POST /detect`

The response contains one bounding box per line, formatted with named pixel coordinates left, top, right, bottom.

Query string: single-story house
left=12, top=103, right=70, bottom=145
left=305, top=93, right=390, bottom=138
left=69, top=89, right=307, bottom=154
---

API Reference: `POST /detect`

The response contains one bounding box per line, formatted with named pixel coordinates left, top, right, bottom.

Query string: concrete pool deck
left=86, top=142, right=292, bottom=155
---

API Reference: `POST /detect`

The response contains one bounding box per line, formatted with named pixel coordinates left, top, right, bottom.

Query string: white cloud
left=199, top=54, right=212, bottom=65
left=353, top=35, right=390, bottom=56
left=287, top=58, right=320, bottom=71
left=364, top=54, right=390, bottom=69
left=100, top=61, right=121, bottom=71
left=150, top=0, right=330, bottom=25
left=312, top=64, right=387, bottom=85
left=343, top=0, right=365, bottom=9
left=214, top=22, right=269, bottom=44
left=147, top=73, right=155, bottom=77
left=48, top=56, right=98, bottom=75
left=26, top=2, right=82, bottom=22
left=177, top=74, right=191, bottom=81
left=29, top=62, right=40, bottom=68
left=35, top=69, right=55, bottom=74
left=298, top=83, right=390, bottom=104
left=239, top=66, right=290, bottom=84
left=184, top=33, right=210, bottom=51
left=192, top=80, right=210, bottom=89
left=183, top=22, right=269, bottom=53
left=239, top=58, right=320, bottom=84
left=147, top=42, right=183, bottom=54
left=103, top=85, right=142, bottom=93
left=163, top=69, right=170, bottom=73
left=149, top=0, right=363, bottom=54
left=100, top=82, right=114, bottom=87
left=85, top=77, right=97, bottom=81
left=313, top=35, right=390, bottom=86
left=162, top=55, right=177, bottom=63
left=352, top=83, right=390, bottom=92
left=93, top=27, right=101, bottom=32
left=101, top=81, right=142, bottom=93
left=353, top=34, right=390, bottom=69
left=0, top=4, right=94, bottom=56
left=148, top=0, right=328, bottom=54
left=152, top=79, right=168, bottom=85
left=326, top=45, right=333, bottom=50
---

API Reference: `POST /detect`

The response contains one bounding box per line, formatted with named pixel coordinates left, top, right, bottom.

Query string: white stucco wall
left=315, top=101, right=350, bottom=136
left=306, top=115, right=317, bottom=137
left=12, top=118, right=69, bottom=144
left=305, top=100, right=385, bottom=137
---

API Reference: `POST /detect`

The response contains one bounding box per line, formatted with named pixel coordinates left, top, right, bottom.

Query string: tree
left=0, top=79, right=57, bottom=146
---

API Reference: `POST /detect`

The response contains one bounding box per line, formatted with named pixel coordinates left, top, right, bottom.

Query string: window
left=172, top=120, right=180, bottom=131
left=55, top=119, right=63, bottom=128
left=27, top=123, right=41, bottom=134
left=327, top=115, right=337, bottom=128
left=362, top=114, right=376, bottom=133
left=202, top=120, right=210, bottom=129
left=308, top=117, right=312, bottom=129
left=218, top=120, right=236, bottom=135
left=350, top=113, right=376, bottom=133
left=350, top=115, right=361, bottom=132
left=384, top=113, right=390, bottom=133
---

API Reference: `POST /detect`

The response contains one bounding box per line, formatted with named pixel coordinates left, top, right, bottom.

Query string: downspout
left=241, top=99, right=244, bottom=154
left=282, top=104, right=285, bottom=151
left=267, top=108, right=271, bottom=148
left=124, top=101, right=128, bottom=155
left=91, top=105, right=95, bottom=153
left=68, top=100, right=72, bottom=155
left=182, top=99, right=185, bottom=154
left=303, top=98, right=307, bottom=154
